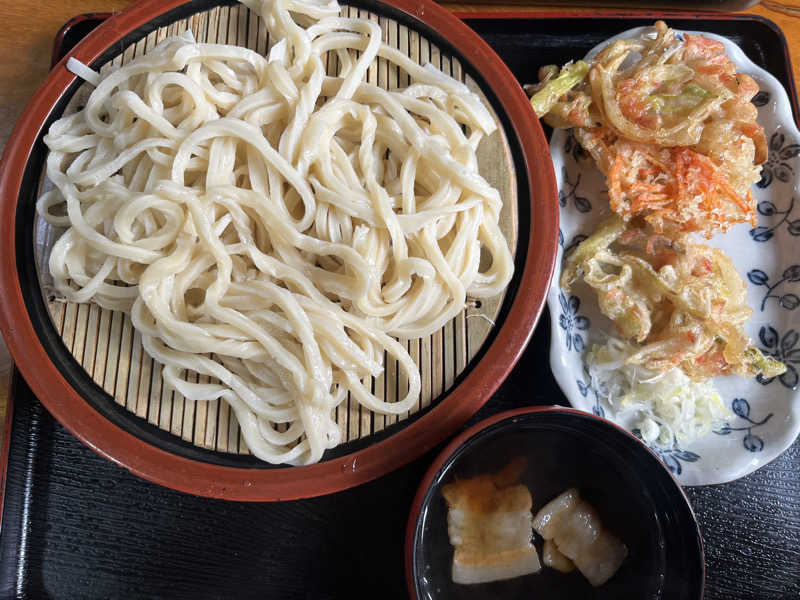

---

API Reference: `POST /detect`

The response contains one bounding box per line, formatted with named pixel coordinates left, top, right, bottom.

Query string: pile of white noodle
left=37, top=0, right=514, bottom=464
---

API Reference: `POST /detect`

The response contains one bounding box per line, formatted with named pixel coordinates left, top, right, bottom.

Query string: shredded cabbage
left=586, top=338, right=730, bottom=446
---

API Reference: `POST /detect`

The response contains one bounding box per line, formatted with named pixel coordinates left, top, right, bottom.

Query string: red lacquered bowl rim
left=403, top=406, right=705, bottom=599
left=0, top=0, right=558, bottom=501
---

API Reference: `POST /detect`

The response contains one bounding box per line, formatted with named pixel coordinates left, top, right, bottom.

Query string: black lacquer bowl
left=405, top=407, right=705, bottom=599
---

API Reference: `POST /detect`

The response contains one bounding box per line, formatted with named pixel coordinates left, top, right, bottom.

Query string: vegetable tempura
left=562, top=216, right=785, bottom=380
left=530, top=21, right=765, bottom=237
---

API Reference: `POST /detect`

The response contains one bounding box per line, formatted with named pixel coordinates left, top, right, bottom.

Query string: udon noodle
left=37, top=0, right=514, bottom=464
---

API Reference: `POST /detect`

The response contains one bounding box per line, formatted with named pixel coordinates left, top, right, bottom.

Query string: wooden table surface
left=0, top=0, right=799, bottom=448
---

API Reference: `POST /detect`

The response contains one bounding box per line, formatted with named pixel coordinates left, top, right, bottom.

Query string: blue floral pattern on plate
left=558, top=291, right=589, bottom=353
left=564, top=129, right=589, bottom=162
left=714, top=398, right=772, bottom=452
left=546, top=25, right=800, bottom=485
left=750, top=196, right=800, bottom=242
left=631, top=430, right=700, bottom=476
left=757, top=327, right=800, bottom=389
left=757, top=132, right=800, bottom=188
left=576, top=365, right=604, bottom=418
left=747, top=265, right=800, bottom=310
left=558, top=166, right=592, bottom=213
left=752, top=90, right=770, bottom=107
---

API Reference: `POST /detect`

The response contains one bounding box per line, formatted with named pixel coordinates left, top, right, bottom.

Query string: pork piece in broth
left=533, top=488, right=628, bottom=587
left=442, top=458, right=541, bottom=584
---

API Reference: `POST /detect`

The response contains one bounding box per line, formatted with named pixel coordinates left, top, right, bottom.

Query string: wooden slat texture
left=38, top=2, right=517, bottom=456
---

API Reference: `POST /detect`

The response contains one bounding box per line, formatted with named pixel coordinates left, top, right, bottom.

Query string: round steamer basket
left=0, top=0, right=558, bottom=500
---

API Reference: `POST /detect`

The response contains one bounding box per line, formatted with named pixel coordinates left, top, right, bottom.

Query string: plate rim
left=0, top=0, right=558, bottom=500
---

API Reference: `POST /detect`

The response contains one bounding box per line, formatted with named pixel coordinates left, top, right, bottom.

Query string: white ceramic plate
left=547, top=26, right=800, bottom=486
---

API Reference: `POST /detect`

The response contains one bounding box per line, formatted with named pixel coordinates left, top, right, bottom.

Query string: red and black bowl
left=405, top=407, right=705, bottom=599
left=0, top=0, right=558, bottom=500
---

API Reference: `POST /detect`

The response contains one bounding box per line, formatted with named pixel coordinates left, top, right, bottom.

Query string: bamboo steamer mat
left=33, top=2, right=518, bottom=460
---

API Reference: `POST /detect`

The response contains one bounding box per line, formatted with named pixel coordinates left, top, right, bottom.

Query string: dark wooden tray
left=1, top=11, right=798, bottom=599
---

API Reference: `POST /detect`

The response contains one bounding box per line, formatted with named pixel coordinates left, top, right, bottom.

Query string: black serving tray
left=1, top=11, right=799, bottom=600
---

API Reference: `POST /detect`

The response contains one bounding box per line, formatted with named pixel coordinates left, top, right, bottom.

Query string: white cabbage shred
left=586, top=338, right=730, bottom=446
